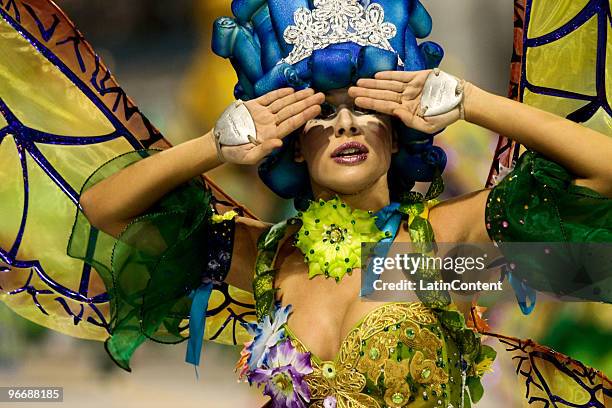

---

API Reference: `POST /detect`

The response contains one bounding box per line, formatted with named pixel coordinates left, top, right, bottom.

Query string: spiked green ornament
left=295, top=197, right=387, bottom=281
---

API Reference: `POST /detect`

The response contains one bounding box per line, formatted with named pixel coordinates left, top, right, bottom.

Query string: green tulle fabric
left=486, top=150, right=612, bottom=302
left=67, top=150, right=213, bottom=371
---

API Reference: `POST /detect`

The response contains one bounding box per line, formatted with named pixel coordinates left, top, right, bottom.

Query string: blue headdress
left=212, top=0, right=447, bottom=204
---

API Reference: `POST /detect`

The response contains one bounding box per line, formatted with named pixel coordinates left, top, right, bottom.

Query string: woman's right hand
left=220, top=88, right=325, bottom=165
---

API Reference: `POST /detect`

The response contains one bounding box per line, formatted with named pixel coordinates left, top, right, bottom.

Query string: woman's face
left=296, top=89, right=396, bottom=196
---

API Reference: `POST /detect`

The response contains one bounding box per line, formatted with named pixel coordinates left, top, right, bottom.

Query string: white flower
left=244, top=303, right=292, bottom=370
left=324, top=395, right=338, bottom=408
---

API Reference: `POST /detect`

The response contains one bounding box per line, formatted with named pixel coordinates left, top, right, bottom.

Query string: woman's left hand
left=348, top=70, right=463, bottom=134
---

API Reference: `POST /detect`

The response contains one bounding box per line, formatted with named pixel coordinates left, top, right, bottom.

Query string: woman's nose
left=335, top=108, right=360, bottom=137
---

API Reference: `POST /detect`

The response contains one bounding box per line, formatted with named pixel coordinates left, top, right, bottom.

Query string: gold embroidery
left=398, top=321, right=443, bottom=361
left=398, top=320, right=420, bottom=348
left=409, top=350, right=449, bottom=394
left=382, top=359, right=412, bottom=407
left=358, top=303, right=437, bottom=341
left=289, top=303, right=445, bottom=408
left=311, top=393, right=381, bottom=408
left=384, top=380, right=412, bottom=408
left=384, top=358, right=410, bottom=380
left=356, top=335, right=391, bottom=383
left=418, top=328, right=443, bottom=359
left=292, top=332, right=375, bottom=408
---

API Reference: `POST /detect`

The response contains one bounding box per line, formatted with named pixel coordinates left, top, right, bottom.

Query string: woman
left=1, top=0, right=610, bottom=406
left=77, top=70, right=611, bottom=408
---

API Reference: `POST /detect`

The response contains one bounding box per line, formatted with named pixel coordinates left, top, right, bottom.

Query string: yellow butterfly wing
left=487, top=0, right=611, bottom=185
left=0, top=0, right=255, bottom=346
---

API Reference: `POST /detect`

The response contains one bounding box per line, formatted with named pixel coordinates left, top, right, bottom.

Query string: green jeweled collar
left=294, top=196, right=389, bottom=281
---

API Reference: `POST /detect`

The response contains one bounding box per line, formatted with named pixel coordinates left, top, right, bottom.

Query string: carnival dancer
left=0, top=0, right=610, bottom=407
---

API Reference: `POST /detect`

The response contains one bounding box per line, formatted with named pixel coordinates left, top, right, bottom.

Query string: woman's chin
left=330, top=160, right=378, bottom=177
left=308, top=155, right=389, bottom=196
left=316, top=170, right=382, bottom=195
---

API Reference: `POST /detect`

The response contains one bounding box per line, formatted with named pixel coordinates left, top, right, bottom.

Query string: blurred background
left=1, top=0, right=610, bottom=407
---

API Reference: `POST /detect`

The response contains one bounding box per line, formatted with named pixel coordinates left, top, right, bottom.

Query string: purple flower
left=244, top=303, right=292, bottom=370
left=249, top=340, right=313, bottom=408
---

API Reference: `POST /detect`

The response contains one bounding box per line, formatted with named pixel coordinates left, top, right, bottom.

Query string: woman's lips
left=333, top=153, right=368, bottom=164
left=331, top=142, right=369, bottom=165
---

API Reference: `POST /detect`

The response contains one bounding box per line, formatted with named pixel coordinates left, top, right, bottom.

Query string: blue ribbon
left=361, top=202, right=402, bottom=296
left=508, top=272, right=537, bottom=315
left=185, top=281, right=214, bottom=376
left=374, top=202, right=402, bottom=233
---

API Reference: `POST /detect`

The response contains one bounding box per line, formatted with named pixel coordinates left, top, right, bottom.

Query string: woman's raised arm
left=349, top=69, right=612, bottom=246
left=464, top=83, right=612, bottom=196
left=349, top=70, right=612, bottom=197
left=80, top=131, right=221, bottom=237
left=80, top=87, right=324, bottom=238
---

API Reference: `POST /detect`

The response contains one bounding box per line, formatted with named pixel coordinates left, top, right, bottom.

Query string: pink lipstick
left=331, top=142, right=369, bottom=165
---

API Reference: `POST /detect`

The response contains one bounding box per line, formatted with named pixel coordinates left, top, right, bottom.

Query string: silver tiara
left=281, top=0, right=401, bottom=66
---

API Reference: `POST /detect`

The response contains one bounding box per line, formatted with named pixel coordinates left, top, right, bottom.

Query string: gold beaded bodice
left=285, top=302, right=463, bottom=408
left=246, top=200, right=491, bottom=408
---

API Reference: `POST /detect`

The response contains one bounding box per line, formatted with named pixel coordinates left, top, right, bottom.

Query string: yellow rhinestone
left=322, top=363, right=336, bottom=379
left=421, top=368, right=432, bottom=379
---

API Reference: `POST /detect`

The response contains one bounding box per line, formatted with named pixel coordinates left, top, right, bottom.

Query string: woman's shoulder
left=233, top=216, right=275, bottom=255
left=235, top=216, right=272, bottom=234
left=429, top=189, right=492, bottom=243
